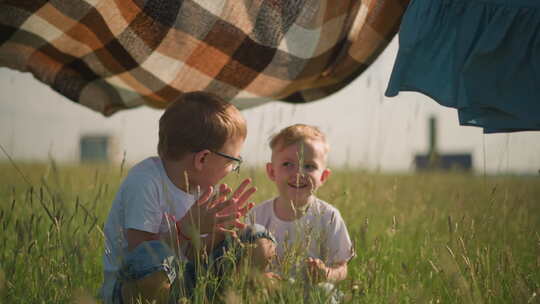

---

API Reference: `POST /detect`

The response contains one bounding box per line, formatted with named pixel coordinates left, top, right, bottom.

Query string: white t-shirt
left=101, top=157, right=194, bottom=302
left=247, top=198, right=354, bottom=271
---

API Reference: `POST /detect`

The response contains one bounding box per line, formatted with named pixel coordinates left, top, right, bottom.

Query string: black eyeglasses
left=212, top=151, right=243, bottom=173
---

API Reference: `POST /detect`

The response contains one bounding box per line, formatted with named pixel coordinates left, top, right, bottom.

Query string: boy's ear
left=266, top=162, right=276, bottom=181
left=320, top=168, right=331, bottom=183
left=193, top=150, right=211, bottom=171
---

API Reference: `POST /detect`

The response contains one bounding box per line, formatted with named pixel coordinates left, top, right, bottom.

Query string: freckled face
left=266, top=140, right=330, bottom=205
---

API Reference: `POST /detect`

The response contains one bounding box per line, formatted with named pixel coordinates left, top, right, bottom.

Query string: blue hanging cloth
left=386, top=0, right=540, bottom=133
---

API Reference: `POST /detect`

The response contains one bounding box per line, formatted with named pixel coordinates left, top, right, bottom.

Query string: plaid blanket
left=0, top=0, right=409, bottom=116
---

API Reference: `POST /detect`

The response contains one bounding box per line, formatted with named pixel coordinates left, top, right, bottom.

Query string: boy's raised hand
left=178, top=178, right=256, bottom=239
left=216, top=178, right=256, bottom=227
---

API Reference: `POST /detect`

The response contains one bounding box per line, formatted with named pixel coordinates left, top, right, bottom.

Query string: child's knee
left=121, top=271, right=171, bottom=304
left=239, top=224, right=276, bottom=244
left=251, top=238, right=276, bottom=270
left=238, top=224, right=276, bottom=270
left=117, top=240, right=179, bottom=303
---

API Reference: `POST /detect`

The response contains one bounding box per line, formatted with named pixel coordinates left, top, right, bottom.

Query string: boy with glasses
left=101, top=92, right=275, bottom=304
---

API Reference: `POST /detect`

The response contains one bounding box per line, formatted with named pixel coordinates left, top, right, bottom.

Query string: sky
left=1, top=40, right=540, bottom=174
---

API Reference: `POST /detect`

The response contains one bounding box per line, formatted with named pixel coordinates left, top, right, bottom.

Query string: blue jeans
left=112, top=224, right=275, bottom=304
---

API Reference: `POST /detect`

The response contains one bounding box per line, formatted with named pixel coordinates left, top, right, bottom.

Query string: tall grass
left=0, top=162, right=539, bottom=303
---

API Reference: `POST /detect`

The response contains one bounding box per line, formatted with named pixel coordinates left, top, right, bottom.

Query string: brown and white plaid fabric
left=0, top=0, right=409, bottom=116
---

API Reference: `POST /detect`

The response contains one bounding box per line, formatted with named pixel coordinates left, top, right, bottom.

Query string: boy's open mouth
left=287, top=182, right=308, bottom=189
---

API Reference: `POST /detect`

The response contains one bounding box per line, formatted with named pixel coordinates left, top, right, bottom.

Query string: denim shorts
left=111, top=224, right=275, bottom=304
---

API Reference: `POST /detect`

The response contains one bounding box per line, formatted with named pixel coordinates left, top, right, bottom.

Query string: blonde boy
left=101, top=92, right=274, bottom=304
left=248, top=124, right=354, bottom=284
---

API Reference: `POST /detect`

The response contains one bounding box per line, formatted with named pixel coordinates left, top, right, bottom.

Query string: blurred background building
left=79, top=134, right=119, bottom=163
left=414, top=116, right=472, bottom=172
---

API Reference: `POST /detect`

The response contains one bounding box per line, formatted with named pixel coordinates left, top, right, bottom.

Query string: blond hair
left=158, top=92, right=246, bottom=161
left=269, top=124, right=329, bottom=153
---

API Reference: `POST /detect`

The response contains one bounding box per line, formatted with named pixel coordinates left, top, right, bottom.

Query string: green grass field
left=0, top=162, right=539, bottom=303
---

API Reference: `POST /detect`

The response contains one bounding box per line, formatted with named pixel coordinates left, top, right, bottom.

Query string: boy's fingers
left=237, top=202, right=254, bottom=216
left=231, top=187, right=256, bottom=210
left=214, top=212, right=240, bottom=225
left=218, top=227, right=239, bottom=239
left=196, top=186, right=214, bottom=206
left=217, top=219, right=245, bottom=231
left=212, top=185, right=231, bottom=206
left=228, top=187, right=257, bottom=215
left=216, top=184, right=232, bottom=200
left=211, top=198, right=235, bottom=215
left=207, top=190, right=229, bottom=210
left=232, top=220, right=246, bottom=229
left=231, top=178, right=252, bottom=199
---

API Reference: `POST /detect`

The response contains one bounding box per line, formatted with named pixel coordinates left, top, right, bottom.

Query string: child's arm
left=124, top=184, right=241, bottom=254
left=306, top=257, right=348, bottom=283
left=126, top=229, right=160, bottom=251
left=126, top=179, right=255, bottom=256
